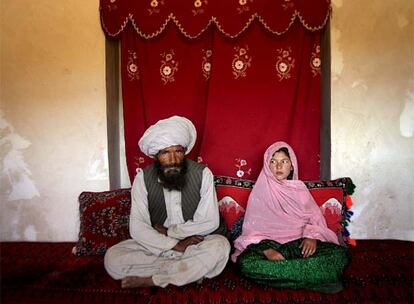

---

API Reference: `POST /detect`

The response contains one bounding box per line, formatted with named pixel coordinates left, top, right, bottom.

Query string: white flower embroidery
left=192, top=0, right=207, bottom=16
left=312, top=57, right=321, bottom=68
left=162, top=66, right=172, bottom=76
left=202, top=49, right=212, bottom=80
left=310, top=44, right=321, bottom=77
left=127, top=51, right=139, bottom=81
left=278, top=62, right=288, bottom=73
left=129, top=63, right=137, bottom=73
left=234, top=60, right=244, bottom=70
left=235, top=158, right=252, bottom=178
left=160, top=50, right=178, bottom=84
left=232, top=46, right=251, bottom=79
left=203, top=62, right=211, bottom=72
left=275, top=47, right=295, bottom=81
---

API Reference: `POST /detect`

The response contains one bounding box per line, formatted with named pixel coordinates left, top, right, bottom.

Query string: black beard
left=155, top=159, right=187, bottom=191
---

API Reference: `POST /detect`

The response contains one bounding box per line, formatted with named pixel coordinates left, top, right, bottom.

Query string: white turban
left=138, top=116, right=197, bottom=157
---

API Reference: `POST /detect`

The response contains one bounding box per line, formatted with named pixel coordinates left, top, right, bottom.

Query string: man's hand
left=153, top=224, right=168, bottom=236
left=299, top=238, right=317, bottom=258
left=173, top=236, right=204, bottom=253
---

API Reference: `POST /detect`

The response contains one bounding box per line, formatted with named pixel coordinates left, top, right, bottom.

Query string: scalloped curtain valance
left=100, top=0, right=331, bottom=182
left=100, top=0, right=330, bottom=39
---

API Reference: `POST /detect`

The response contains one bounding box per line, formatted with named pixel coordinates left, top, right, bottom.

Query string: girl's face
left=269, top=151, right=292, bottom=180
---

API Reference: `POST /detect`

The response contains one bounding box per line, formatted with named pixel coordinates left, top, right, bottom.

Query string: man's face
left=156, top=145, right=185, bottom=174
left=155, top=145, right=186, bottom=190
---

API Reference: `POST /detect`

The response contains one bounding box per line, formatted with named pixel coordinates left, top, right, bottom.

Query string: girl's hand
left=299, top=238, right=317, bottom=258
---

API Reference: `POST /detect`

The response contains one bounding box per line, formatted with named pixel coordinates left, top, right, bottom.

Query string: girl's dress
left=232, top=142, right=349, bottom=293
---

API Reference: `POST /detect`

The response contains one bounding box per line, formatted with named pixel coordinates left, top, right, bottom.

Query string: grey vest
left=143, top=159, right=228, bottom=237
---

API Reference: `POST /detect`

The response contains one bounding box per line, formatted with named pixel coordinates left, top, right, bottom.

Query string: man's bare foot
left=121, top=276, right=155, bottom=288
left=263, top=248, right=285, bottom=261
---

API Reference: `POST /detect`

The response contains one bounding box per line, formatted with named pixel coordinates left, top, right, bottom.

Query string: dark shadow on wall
left=320, top=20, right=331, bottom=180
left=105, top=39, right=121, bottom=189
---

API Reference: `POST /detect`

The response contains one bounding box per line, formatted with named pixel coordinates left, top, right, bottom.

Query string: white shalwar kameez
left=104, top=167, right=230, bottom=287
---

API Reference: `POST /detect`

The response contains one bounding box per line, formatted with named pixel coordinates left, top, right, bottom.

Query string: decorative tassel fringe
left=345, top=195, right=353, bottom=208
left=345, top=178, right=356, bottom=195
left=347, top=238, right=357, bottom=246
left=343, top=179, right=356, bottom=246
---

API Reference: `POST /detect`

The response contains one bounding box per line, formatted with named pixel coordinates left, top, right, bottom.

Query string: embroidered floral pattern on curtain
left=100, top=0, right=331, bottom=182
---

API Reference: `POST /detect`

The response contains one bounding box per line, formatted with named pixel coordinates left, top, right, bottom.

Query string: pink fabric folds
left=232, top=141, right=339, bottom=262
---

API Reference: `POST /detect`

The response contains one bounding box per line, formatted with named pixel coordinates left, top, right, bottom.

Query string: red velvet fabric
left=2, top=241, right=414, bottom=304
left=100, top=0, right=330, bottom=182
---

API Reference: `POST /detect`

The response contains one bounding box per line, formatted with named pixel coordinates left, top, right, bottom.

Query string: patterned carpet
left=1, top=240, right=413, bottom=303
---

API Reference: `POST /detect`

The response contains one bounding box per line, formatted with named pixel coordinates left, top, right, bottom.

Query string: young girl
left=232, top=141, right=349, bottom=293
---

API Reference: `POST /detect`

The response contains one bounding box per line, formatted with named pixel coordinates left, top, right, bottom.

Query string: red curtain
left=100, top=0, right=330, bottom=182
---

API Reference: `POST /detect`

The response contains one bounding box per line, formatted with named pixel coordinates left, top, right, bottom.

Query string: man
left=104, top=116, right=230, bottom=288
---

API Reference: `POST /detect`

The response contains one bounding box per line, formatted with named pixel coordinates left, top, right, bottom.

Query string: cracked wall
left=331, top=0, right=414, bottom=240
left=1, top=1, right=108, bottom=241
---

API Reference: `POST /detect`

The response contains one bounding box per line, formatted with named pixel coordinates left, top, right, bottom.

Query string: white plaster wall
left=0, top=1, right=108, bottom=241
left=331, top=0, right=414, bottom=240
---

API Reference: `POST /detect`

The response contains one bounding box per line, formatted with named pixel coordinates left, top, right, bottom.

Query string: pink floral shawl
left=231, top=141, right=339, bottom=262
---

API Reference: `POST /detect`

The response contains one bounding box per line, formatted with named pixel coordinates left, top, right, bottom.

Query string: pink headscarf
left=231, top=141, right=339, bottom=262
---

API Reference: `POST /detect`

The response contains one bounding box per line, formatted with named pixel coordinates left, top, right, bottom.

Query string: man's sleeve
left=167, top=167, right=220, bottom=239
left=129, top=170, right=179, bottom=256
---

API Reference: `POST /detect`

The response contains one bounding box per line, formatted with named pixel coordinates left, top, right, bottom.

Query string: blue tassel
left=343, top=228, right=350, bottom=237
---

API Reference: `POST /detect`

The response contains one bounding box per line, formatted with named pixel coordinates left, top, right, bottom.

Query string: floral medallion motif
left=310, top=44, right=321, bottom=77
left=275, top=47, right=295, bottom=81
left=127, top=50, right=139, bottom=81
left=148, top=0, right=164, bottom=15
left=202, top=49, right=212, bottom=80
left=160, top=50, right=178, bottom=84
left=134, top=156, right=145, bottom=173
left=192, top=0, right=208, bottom=16
left=232, top=46, right=252, bottom=79
left=237, top=0, right=253, bottom=14
left=235, top=158, right=252, bottom=178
